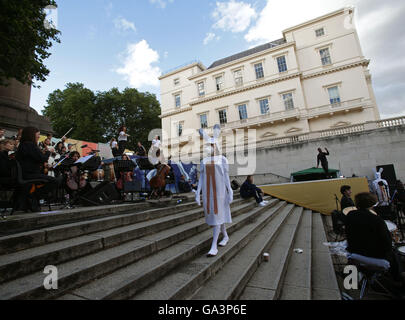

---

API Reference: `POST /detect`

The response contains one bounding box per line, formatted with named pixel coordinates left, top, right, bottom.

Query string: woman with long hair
left=16, top=127, right=62, bottom=210
left=118, top=126, right=129, bottom=155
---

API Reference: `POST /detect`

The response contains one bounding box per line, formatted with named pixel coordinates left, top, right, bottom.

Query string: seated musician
left=0, top=139, right=15, bottom=187
left=15, top=127, right=62, bottom=202
left=135, top=141, right=146, bottom=157
left=67, top=151, right=80, bottom=163
left=178, top=175, right=192, bottom=193
left=338, top=185, right=355, bottom=224
left=346, top=192, right=405, bottom=286
left=116, top=154, right=134, bottom=192
left=341, top=185, right=355, bottom=211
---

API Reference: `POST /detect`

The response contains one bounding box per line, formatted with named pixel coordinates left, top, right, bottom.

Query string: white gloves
left=227, top=188, right=233, bottom=204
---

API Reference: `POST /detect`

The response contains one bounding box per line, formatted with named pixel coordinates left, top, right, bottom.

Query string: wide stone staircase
left=0, top=193, right=341, bottom=300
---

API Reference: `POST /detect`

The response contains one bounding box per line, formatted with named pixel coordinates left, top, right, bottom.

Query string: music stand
left=136, top=157, right=155, bottom=194
left=391, top=191, right=405, bottom=240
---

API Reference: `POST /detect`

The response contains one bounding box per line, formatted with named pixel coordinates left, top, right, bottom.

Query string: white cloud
left=212, top=0, right=257, bottom=33
left=149, top=0, right=174, bottom=9
left=116, top=40, right=161, bottom=88
left=203, top=32, right=220, bottom=45
left=114, top=17, right=136, bottom=32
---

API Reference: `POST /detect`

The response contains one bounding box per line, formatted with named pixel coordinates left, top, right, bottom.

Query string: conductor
left=317, top=147, right=330, bottom=178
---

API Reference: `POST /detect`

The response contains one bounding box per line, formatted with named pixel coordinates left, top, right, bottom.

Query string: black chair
left=346, top=254, right=397, bottom=300
left=11, top=161, right=50, bottom=214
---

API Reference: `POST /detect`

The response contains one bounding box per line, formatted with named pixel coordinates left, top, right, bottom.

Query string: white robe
left=196, top=155, right=233, bottom=226
left=372, top=178, right=390, bottom=206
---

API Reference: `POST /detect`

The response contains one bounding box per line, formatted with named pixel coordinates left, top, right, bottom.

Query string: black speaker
left=376, top=164, right=397, bottom=187
left=80, top=181, right=121, bottom=206
left=124, top=180, right=142, bottom=192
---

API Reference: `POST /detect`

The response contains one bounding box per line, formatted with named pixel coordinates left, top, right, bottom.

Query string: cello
left=149, top=164, right=171, bottom=199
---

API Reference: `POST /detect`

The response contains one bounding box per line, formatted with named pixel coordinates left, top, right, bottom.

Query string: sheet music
left=74, top=155, right=94, bottom=164
left=53, top=157, right=67, bottom=169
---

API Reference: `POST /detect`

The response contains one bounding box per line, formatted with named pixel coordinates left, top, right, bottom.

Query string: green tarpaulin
left=291, top=167, right=340, bottom=177
left=291, top=167, right=340, bottom=182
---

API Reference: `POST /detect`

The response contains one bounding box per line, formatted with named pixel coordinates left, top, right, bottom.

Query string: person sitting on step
left=346, top=192, right=405, bottom=288
left=240, top=175, right=268, bottom=207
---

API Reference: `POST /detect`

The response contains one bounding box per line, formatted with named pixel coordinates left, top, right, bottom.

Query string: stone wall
left=228, top=125, right=405, bottom=183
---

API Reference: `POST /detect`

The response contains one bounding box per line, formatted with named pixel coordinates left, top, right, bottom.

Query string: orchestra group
left=0, top=125, right=195, bottom=211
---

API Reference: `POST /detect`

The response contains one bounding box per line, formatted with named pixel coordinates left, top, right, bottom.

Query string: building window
left=178, top=122, right=184, bottom=137
left=283, top=93, right=294, bottom=110
left=174, top=78, right=180, bottom=86
left=254, top=63, right=264, bottom=79
left=200, top=114, right=208, bottom=128
left=259, top=99, right=270, bottom=115
left=277, top=56, right=287, bottom=73
left=328, top=86, right=341, bottom=106
left=315, top=28, right=325, bottom=37
left=215, top=75, right=224, bottom=91
left=238, top=104, right=248, bottom=120
left=197, top=82, right=205, bottom=97
left=175, top=94, right=181, bottom=108
left=218, top=109, right=227, bottom=124
left=320, top=48, right=332, bottom=66
left=234, top=69, right=243, bottom=86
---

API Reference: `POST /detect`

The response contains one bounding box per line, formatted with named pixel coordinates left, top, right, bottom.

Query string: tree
left=43, top=83, right=162, bottom=150
left=0, top=0, right=61, bottom=87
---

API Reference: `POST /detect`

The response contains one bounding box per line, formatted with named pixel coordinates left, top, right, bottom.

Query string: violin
left=66, top=165, right=88, bottom=191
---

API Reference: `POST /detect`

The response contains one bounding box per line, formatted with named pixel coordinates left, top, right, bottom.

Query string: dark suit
left=240, top=180, right=263, bottom=204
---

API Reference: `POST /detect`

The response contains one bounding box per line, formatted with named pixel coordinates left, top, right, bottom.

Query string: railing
left=306, top=98, right=365, bottom=118
left=376, top=117, right=405, bottom=128
left=212, top=108, right=300, bottom=131
left=261, top=116, right=405, bottom=148
left=164, top=115, right=405, bottom=152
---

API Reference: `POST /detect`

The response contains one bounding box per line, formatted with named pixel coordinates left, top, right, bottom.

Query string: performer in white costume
left=195, top=124, right=233, bottom=257
left=372, top=168, right=391, bottom=206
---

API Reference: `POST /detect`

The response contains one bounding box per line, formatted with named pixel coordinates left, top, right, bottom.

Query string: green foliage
left=43, top=83, right=162, bottom=150
left=0, top=0, right=61, bottom=87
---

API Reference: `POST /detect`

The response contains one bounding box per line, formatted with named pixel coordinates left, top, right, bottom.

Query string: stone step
left=57, top=199, right=279, bottom=300
left=130, top=201, right=287, bottom=300
left=310, top=211, right=341, bottom=300
left=0, top=202, right=150, bottom=236
left=234, top=206, right=303, bottom=300
left=0, top=201, right=199, bottom=255
left=0, top=192, right=208, bottom=237
left=0, top=198, right=270, bottom=300
left=0, top=197, right=249, bottom=284
left=279, top=209, right=313, bottom=300
left=189, top=204, right=298, bottom=300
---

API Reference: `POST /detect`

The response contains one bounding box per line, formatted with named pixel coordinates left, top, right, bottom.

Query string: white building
left=159, top=7, right=380, bottom=159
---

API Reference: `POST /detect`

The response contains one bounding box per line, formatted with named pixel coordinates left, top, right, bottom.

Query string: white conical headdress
left=199, top=124, right=221, bottom=154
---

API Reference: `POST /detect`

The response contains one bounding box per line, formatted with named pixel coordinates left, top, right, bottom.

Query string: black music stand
left=113, top=160, right=142, bottom=202
left=136, top=157, right=155, bottom=195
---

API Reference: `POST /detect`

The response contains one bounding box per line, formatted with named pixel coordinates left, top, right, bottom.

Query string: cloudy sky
left=32, top=0, right=405, bottom=119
